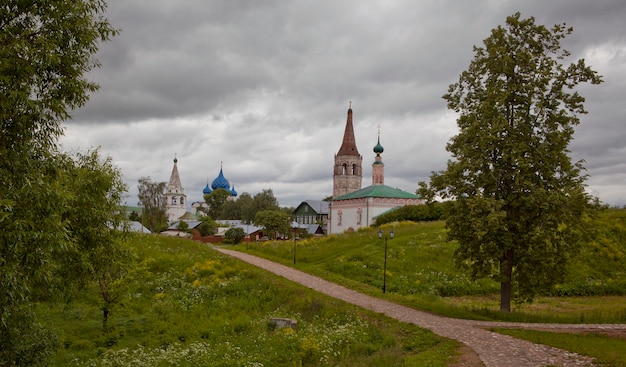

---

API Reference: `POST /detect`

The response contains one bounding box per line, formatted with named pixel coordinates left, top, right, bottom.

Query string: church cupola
left=211, top=163, right=230, bottom=190
left=202, top=181, right=212, bottom=195
left=372, top=127, right=385, bottom=186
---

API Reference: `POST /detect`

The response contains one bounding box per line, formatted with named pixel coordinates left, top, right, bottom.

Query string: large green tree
left=204, top=188, right=232, bottom=219
left=0, top=1, right=117, bottom=364
left=422, top=13, right=602, bottom=312
left=253, top=189, right=280, bottom=213
left=238, top=192, right=256, bottom=224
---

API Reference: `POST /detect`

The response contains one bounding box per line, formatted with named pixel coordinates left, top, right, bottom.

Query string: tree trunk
left=500, top=248, right=514, bottom=312
left=103, top=307, right=109, bottom=329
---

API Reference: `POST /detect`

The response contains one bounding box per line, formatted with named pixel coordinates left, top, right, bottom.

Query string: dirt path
left=215, top=248, right=626, bottom=367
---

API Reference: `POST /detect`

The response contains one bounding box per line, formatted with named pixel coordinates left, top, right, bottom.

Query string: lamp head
left=390, top=229, right=395, bottom=239
left=378, top=229, right=383, bottom=239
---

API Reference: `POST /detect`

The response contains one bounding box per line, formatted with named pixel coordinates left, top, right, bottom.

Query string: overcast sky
left=60, top=0, right=626, bottom=208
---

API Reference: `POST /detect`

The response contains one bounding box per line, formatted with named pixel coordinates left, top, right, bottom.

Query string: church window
left=337, top=210, right=342, bottom=226
left=357, top=208, right=362, bottom=225
left=342, top=163, right=347, bottom=175
left=172, top=197, right=177, bottom=205
left=352, top=163, right=357, bottom=175
left=180, top=197, right=184, bottom=205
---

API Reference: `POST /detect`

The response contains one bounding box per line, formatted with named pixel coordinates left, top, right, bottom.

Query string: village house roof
left=331, top=184, right=420, bottom=201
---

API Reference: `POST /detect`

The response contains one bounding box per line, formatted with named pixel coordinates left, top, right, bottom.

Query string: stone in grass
left=268, top=317, right=298, bottom=331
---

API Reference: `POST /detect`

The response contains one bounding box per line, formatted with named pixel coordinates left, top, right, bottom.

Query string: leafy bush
left=374, top=202, right=450, bottom=225
left=225, top=227, right=246, bottom=244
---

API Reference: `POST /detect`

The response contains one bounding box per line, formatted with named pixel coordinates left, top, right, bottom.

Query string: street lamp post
left=378, top=228, right=395, bottom=293
left=293, top=229, right=297, bottom=264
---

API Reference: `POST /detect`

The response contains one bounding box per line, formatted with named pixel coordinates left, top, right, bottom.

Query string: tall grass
left=39, top=234, right=462, bottom=366
left=235, top=211, right=626, bottom=323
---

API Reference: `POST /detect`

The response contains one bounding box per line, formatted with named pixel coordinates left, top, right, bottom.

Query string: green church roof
left=332, top=185, right=420, bottom=201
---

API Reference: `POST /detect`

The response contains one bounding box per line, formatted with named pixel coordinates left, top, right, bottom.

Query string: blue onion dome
left=202, top=183, right=212, bottom=195
left=230, top=184, right=237, bottom=197
left=211, top=167, right=230, bottom=190
left=373, top=136, right=384, bottom=154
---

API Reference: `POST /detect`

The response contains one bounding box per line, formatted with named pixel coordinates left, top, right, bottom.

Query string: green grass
left=232, top=214, right=626, bottom=324
left=39, top=233, right=464, bottom=366
left=492, top=329, right=626, bottom=367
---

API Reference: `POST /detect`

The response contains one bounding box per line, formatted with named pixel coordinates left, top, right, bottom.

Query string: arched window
left=352, top=164, right=357, bottom=175
left=342, top=163, right=347, bottom=175
left=172, top=197, right=177, bottom=205
left=337, top=209, right=342, bottom=226
left=180, top=197, right=184, bottom=205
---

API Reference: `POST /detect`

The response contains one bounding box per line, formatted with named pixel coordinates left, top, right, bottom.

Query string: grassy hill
left=234, top=209, right=626, bottom=323
left=39, top=234, right=462, bottom=366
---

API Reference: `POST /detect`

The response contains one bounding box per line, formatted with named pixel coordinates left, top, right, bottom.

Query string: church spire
left=333, top=102, right=363, bottom=198
left=167, top=155, right=183, bottom=192
left=336, top=102, right=360, bottom=157
left=164, top=155, right=187, bottom=223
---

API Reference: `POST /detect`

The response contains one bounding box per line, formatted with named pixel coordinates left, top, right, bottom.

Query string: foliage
left=421, top=13, right=603, bottom=312
left=137, top=177, right=168, bottom=233
left=374, top=202, right=449, bottom=225
left=550, top=208, right=626, bottom=297
left=221, top=196, right=241, bottom=219
left=253, top=189, right=280, bottom=213
left=0, top=1, right=117, bottom=365
left=238, top=192, right=256, bottom=224
left=203, top=188, right=231, bottom=219
left=255, top=210, right=292, bottom=239
left=202, top=189, right=281, bottom=223
left=176, top=220, right=190, bottom=232
left=196, top=216, right=218, bottom=236
left=40, top=234, right=459, bottom=366
left=128, top=210, right=140, bottom=221
left=225, top=227, right=246, bottom=244
left=56, top=149, right=131, bottom=329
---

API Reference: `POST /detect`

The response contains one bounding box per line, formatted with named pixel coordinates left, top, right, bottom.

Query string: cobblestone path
left=215, top=248, right=626, bottom=367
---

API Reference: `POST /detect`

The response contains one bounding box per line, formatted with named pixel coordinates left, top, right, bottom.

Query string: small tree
left=254, top=210, right=292, bottom=239
left=57, top=149, right=131, bottom=329
left=422, top=13, right=602, bottom=312
left=177, top=220, right=190, bottom=232
left=225, top=227, right=246, bottom=244
left=137, top=177, right=168, bottom=233
left=197, top=216, right=218, bottom=236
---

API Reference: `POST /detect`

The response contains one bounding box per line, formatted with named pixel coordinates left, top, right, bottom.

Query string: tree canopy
left=1, top=1, right=118, bottom=364
left=421, top=13, right=602, bottom=312
left=254, top=210, right=292, bottom=239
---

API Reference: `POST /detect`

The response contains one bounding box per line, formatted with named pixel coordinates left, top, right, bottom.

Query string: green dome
left=373, top=136, right=384, bottom=154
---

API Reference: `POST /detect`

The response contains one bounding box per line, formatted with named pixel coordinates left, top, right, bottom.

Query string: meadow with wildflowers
left=239, top=209, right=626, bottom=323
left=39, top=234, right=461, bottom=366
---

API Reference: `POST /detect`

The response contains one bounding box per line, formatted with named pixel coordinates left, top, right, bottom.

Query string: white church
left=164, top=158, right=238, bottom=223
left=328, top=105, right=423, bottom=234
